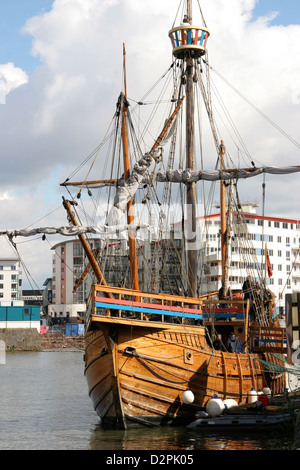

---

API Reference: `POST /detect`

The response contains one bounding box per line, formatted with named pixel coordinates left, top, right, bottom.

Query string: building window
left=283, top=222, right=288, bottom=229
left=73, top=244, right=83, bottom=256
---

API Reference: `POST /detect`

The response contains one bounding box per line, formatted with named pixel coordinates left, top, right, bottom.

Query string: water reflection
left=89, top=424, right=294, bottom=451
left=0, top=352, right=294, bottom=451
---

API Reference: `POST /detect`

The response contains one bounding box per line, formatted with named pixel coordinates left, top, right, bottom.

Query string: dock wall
left=0, top=328, right=41, bottom=351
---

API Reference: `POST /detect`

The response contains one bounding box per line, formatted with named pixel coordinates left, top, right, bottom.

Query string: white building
left=0, top=258, right=41, bottom=331
left=50, top=239, right=101, bottom=322
left=0, top=257, right=22, bottom=305
left=191, top=203, right=300, bottom=315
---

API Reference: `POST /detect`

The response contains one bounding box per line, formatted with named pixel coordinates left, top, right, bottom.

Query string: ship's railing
left=201, top=299, right=249, bottom=320
left=88, top=284, right=248, bottom=324
left=249, top=326, right=287, bottom=353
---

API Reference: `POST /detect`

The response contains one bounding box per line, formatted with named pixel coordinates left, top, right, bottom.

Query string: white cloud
left=1, top=0, right=300, bottom=287
left=34, top=72, right=86, bottom=134
left=0, top=191, right=14, bottom=201
left=0, top=62, right=28, bottom=103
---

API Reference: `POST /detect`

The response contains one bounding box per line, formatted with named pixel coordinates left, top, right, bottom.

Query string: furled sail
left=1, top=224, right=150, bottom=239
left=152, top=166, right=300, bottom=183
left=62, top=165, right=300, bottom=189
left=106, top=148, right=163, bottom=227
left=106, top=164, right=300, bottom=225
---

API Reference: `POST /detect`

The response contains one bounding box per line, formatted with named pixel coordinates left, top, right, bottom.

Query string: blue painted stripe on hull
left=94, top=301, right=245, bottom=320
left=95, top=301, right=202, bottom=319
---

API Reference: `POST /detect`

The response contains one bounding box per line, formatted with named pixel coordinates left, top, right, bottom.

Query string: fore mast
left=169, top=1, right=210, bottom=298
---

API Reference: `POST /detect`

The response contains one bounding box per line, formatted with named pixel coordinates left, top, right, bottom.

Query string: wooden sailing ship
left=63, top=0, right=289, bottom=428
left=3, top=0, right=299, bottom=429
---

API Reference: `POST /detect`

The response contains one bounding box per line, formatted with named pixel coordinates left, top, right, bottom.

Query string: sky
left=1, top=0, right=300, bottom=289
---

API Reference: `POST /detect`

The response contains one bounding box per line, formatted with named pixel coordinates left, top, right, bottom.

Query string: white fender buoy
left=206, top=394, right=225, bottom=417
left=257, top=389, right=263, bottom=396
left=248, top=387, right=257, bottom=404
left=223, top=399, right=238, bottom=409
left=263, top=386, right=272, bottom=396
left=182, top=389, right=194, bottom=404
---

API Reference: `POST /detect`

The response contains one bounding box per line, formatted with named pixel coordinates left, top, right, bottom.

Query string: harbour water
left=0, top=350, right=294, bottom=451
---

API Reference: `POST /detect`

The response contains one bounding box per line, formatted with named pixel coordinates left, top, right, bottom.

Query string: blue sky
left=0, top=0, right=53, bottom=74
left=253, top=0, right=300, bottom=25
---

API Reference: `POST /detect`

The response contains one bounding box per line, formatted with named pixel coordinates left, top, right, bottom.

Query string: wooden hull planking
left=84, top=315, right=284, bottom=429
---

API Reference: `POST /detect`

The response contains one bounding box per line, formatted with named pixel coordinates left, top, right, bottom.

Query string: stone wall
left=0, top=328, right=41, bottom=351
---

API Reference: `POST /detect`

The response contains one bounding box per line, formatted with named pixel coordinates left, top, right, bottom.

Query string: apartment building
left=0, top=257, right=22, bottom=305
left=50, top=238, right=102, bottom=321
left=193, top=203, right=300, bottom=314
left=0, top=258, right=41, bottom=331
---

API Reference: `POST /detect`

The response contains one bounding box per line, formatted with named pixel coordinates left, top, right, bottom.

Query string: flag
left=267, top=251, right=273, bottom=277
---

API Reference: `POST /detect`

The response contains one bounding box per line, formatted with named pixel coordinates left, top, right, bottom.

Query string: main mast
left=185, top=1, right=197, bottom=299
left=169, top=0, right=210, bottom=298
left=121, top=44, right=139, bottom=292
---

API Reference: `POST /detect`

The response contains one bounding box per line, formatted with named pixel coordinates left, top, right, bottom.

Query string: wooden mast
left=185, top=0, right=197, bottom=299
left=220, top=140, right=228, bottom=293
left=121, top=44, right=139, bottom=292
left=62, top=197, right=113, bottom=298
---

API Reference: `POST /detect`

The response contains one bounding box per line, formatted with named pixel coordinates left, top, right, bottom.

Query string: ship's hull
left=84, top=315, right=285, bottom=429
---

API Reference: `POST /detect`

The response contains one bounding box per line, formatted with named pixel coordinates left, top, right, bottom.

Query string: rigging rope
left=207, top=62, right=300, bottom=152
